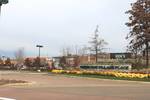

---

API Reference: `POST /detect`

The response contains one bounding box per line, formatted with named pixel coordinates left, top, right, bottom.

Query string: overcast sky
left=0, top=0, right=136, bottom=57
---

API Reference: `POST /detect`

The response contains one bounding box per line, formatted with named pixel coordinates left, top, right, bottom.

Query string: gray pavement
left=0, top=71, right=150, bottom=100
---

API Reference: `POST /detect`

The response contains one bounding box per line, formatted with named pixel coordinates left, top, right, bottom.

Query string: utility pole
left=36, top=45, right=43, bottom=57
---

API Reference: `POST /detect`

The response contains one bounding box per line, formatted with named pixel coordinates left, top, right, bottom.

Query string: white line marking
left=0, top=97, right=16, bottom=100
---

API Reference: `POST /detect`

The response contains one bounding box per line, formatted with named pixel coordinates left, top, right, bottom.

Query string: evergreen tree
left=126, top=0, right=150, bottom=67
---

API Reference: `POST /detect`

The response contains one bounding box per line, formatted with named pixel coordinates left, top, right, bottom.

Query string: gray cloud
left=0, top=0, right=136, bottom=57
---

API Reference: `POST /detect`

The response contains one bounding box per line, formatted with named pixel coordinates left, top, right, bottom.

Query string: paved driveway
left=0, top=71, right=150, bottom=100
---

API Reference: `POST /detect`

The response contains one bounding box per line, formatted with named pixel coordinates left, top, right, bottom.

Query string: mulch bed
left=0, top=79, right=27, bottom=86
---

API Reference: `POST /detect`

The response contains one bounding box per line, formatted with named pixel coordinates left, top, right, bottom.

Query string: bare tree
left=24, top=58, right=32, bottom=69
left=89, top=25, right=108, bottom=63
left=78, top=45, right=89, bottom=56
left=14, top=48, right=25, bottom=70
left=59, top=56, right=67, bottom=69
left=75, top=45, right=79, bottom=55
left=33, top=57, right=40, bottom=69
left=60, top=46, right=73, bottom=56
left=0, top=57, right=3, bottom=66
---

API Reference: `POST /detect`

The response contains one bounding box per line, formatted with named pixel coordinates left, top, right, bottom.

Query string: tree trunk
left=0, top=4, right=1, bottom=15
left=146, top=41, right=149, bottom=68
left=134, top=49, right=138, bottom=67
left=95, top=46, right=98, bottom=63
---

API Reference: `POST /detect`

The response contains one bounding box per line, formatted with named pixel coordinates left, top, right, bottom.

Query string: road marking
left=0, top=97, right=16, bottom=100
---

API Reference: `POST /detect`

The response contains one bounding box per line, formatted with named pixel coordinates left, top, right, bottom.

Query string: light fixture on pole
left=36, top=45, right=43, bottom=58
left=36, top=45, right=43, bottom=69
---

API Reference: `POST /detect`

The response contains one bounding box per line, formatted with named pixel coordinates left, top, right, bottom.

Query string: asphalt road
left=0, top=71, right=150, bottom=100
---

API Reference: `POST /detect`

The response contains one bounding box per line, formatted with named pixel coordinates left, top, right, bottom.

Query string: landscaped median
left=50, top=69, right=150, bottom=81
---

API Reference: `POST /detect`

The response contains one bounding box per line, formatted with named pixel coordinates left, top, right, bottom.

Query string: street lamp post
left=36, top=45, right=43, bottom=70
left=36, top=45, right=43, bottom=58
left=0, top=0, right=8, bottom=15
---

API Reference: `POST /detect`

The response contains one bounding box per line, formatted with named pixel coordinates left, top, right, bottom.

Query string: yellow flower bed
left=51, top=69, right=64, bottom=74
left=51, top=70, right=149, bottom=79
left=114, top=73, right=148, bottom=78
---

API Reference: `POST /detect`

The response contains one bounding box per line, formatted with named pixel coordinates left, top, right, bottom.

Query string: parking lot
left=0, top=71, right=150, bottom=100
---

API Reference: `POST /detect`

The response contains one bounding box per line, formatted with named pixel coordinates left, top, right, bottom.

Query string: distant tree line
left=0, top=57, right=11, bottom=66
left=0, top=57, right=49, bottom=71
left=0, top=57, right=15, bottom=70
left=24, top=57, right=49, bottom=71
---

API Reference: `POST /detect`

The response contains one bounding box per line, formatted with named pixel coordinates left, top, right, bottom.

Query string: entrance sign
left=80, top=64, right=132, bottom=71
